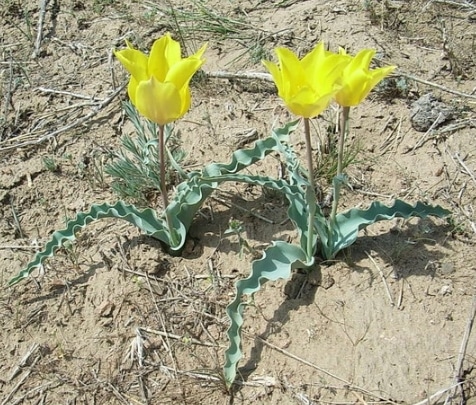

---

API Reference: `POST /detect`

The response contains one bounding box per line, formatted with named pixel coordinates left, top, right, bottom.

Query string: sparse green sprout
left=313, top=118, right=362, bottom=186
left=105, top=102, right=186, bottom=205
left=375, top=76, right=411, bottom=99
left=93, top=0, right=114, bottom=13
left=42, top=156, right=59, bottom=173
left=224, top=218, right=255, bottom=258
left=88, top=151, right=108, bottom=189
left=61, top=240, right=80, bottom=269
left=224, top=218, right=244, bottom=235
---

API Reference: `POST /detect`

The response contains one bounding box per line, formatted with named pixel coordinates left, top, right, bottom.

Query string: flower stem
left=330, top=106, right=350, bottom=223
left=337, top=106, right=350, bottom=177
left=158, top=124, right=169, bottom=207
left=303, top=118, right=315, bottom=195
left=158, top=124, right=177, bottom=245
left=303, top=118, right=316, bottom=257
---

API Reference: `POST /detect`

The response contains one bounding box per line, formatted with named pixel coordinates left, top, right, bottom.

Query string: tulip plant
left=9, top=34, right=450, bottom=389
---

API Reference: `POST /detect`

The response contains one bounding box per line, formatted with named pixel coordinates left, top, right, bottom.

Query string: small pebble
left=439, top=285, right=452, bottom=296
left=439, top=261, right=454, bottom=275
left=410, top=93, right=454, bottom=132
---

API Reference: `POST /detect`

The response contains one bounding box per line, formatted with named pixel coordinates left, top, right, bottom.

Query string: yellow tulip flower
left=263, top=42, right=347, bottom=118
left=115, top=33, right=206, bottom=125
left=335, top=49, right=396, bottom=107
left=263, top=43, right=348, bottom=118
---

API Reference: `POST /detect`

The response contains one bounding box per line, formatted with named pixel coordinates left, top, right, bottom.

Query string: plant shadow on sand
left=231, top=218, right=451, bottom=391
left=234, top=273, right=319, bottom=388
left=345, top=219, right=452, bottom=278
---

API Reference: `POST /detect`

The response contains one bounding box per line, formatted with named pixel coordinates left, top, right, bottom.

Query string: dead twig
left=36, top=87, right=101, bottom=101
left=207, top=69, right=476, bottom=102
left=411, top=383, right=464, bottom=405
left=2, top=54, right=15, bottom=126
left=9, top=197, right=24, bottom=239
left=9, top=381, right=60, bottom=405
left=159, top=365, right=223, bottom=383
left=453, top=152, right=476, bottom=187
left=206, top=70, right=273, bottom=82
left=435, top=118, right=476, bottom=135
left=8, top=343, right=40, bottom=381
left=400, top=72, right=476, bottom=101
left=1, top=370, right=33, bottom=405
left=105, top=381, right=133, bottom=405
left=397, top=278, right=404, bottom=309
left=2, top=353, right=41, bottom=405
left=0, top=245, right=42, bottom=250
left=148, top=278, right=178, bottom=376
left=430, top=0, right=476, bottom=9
left=0, top=83, right=126, bottom=153
left=379, top=115, right=404, bottom=155
left=445, top=294, right=476, bottom=404
left=366, top=251, right=395, bottom=306
left=410, top=112, right=444, bottom=152
left=32, top=0, right=48, bottom=58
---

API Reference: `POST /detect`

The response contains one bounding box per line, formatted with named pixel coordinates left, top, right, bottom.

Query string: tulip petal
left=369, top=65, right=396, bottom=89
left=301, top=42, right=325, bottom=77
left=349, top=49, right=375, bottom=72
left=178, top=86, right=191, bottom=117
left=163, top=33, right=182, bottom=66
left=149, top=36, right=172, bottom=82
left=275, top=47, right=306, bottom=97
left=114, top=47, right=149, bottom=82
left=288, top=88, right=336, bottom=118
left=318, top=54, right=350, bottom=93
left=336, top=48, right=396, bottom=106
left=335, top=69, right=369, bottom=106
left=135, top=77, right=182, bottom=125
left=166, top=57, right=205, bottom=90
left=262, top=60, right=283, bottom=95
left=192, top=43, right=207, bottom=61
left=127, top=76, right=139, bottom=105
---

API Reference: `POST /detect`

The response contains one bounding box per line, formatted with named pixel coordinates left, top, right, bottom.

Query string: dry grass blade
left=365, top=251, right=395, bottom=306
left=453, top=152, right=476, bottom=187
left=2, top=353, right=41, bottom=405
left=139, top=326, right=220, bottom=348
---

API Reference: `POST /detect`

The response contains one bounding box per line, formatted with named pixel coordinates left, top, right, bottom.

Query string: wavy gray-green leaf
left=8, top=201, right=168, bottom=286
left=330, top=199, right=451, bottom=258
left=9, top=122, right=300, bottom=286
left=223, top=241, right=311, bottom=387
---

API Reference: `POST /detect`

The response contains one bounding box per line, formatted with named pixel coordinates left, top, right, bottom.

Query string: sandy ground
left=1, top=1, right=476, bottom=404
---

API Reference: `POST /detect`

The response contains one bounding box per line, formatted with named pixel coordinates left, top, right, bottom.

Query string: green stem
left=158, top=124, right=177, bottom=246
left=303, top=118, right=315, bottom=195
left=330, top=106, right=350, bottom=223
left=158, top=124, right=169, bottom=207
left=303, top=118, right=316, bottom=258
left=337, top=106, right=349, bottom=177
